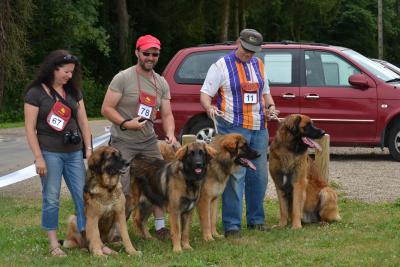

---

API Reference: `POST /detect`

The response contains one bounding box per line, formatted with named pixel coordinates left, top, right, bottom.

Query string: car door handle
left=305, top=94, right=320, bottom=100
left=282, top=93, right=296, bottom=99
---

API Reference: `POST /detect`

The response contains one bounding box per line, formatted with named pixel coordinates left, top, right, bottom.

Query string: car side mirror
left=348, top=74, right=370, bottom=89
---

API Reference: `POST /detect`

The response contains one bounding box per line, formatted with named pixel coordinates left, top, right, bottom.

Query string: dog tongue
left=240, top=158, right=256, bottom=170
left=195, top=168, right=202, bottom=174
left=302, top=137, right=322, bottom=151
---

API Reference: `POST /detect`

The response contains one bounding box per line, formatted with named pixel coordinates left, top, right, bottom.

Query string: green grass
left=0, top=198, right=399, bottom=267
left=0, top=121, right=24, bottom=129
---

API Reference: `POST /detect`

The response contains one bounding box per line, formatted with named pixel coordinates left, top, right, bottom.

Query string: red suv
left=155, top=42, right=400, bottom=161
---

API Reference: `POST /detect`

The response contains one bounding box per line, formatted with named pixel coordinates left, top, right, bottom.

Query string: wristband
left=267, top=104, right=275, bottom=109
left=119, top=119, right=131, bottom=131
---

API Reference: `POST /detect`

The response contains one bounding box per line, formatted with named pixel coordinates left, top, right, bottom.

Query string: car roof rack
left=196, top=40, right=330, bottom=47
left=197, top=41, right=236, bottom=47
left=265, top=40, right=330, bottom=46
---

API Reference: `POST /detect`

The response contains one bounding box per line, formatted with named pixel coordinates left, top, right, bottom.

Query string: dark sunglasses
left=63, top=55, right=79, bottom=61
left=141, top=51, right=160, bottom=57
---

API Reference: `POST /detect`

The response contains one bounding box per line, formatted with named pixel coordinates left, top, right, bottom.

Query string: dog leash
left=268, top=111, right=281, bottom=122
left=209, top=107, right=224, bottom=135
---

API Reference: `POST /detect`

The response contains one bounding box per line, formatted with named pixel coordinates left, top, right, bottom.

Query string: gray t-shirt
left=108, top=65, right=171, bottom=143
left=24, top=85, right=83, bottom=152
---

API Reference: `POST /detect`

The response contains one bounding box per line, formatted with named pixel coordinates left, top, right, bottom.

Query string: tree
left=0, top=0, right=33, bottom=110
left=116, top=0, right=131, bottom=68
left=220, top=0, right=230, bottom=42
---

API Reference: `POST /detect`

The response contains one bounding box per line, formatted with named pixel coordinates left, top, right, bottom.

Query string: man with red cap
left=102, top=34, right=176, bottom=240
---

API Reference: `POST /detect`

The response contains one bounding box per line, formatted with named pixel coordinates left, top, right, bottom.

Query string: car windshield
left=374, top=60, right=400, bottom=76
left=342, top=49, right=400, bottom=82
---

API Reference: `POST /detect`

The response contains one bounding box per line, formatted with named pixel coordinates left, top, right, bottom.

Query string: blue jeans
left=40, top=150, right=86, bottom=232
left=217, top=118, right=268, bottom=232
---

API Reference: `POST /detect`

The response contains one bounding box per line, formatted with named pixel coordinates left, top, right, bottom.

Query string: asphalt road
left=0, top=120, right=111, bottom=177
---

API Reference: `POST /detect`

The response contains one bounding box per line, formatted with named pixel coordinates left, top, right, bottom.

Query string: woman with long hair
left=23, top=49, right=92, bottom=256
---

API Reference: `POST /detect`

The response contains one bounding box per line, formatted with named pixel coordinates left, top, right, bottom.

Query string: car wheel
left=189, top=119, right=216, bottom=143
left=388, top=122, right=400, bottom=161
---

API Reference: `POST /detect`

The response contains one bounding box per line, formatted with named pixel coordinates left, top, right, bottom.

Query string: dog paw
left=92, top=249, right=105, bottom=257
left=127, top=249, right=142, bottom=257
left=203, top=235, right=215, bottom=242
left=291, top=224, right=302, bottom=230
left=173, top=247, right=183, bottom=253
left=182, top=244, right=193, bottom=250
left=272, top=224, right=286, bottom=229
left=212, top=233, right=224, bottom=239
left=319, top=221, right=329, bottom=227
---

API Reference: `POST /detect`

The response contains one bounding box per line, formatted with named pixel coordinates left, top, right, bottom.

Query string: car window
left=262, top=52, right=293, bottom=84
left=175, top=50, right=230, bottom=84
left=343, top=49, right=399, bottom=81
left=305, top=50, right=360, bottom=87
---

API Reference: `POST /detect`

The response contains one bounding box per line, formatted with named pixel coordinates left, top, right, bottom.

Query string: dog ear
left=285, top=114, right=302, bottom=134
left=175, top=145, right=188, bottom=161
left=172, top=141, right=182, bottom=152
left=293, top=115, right=302, bottom=132
left=88, top=150, right=103, bottom=175
left=204, top=144, right=217, bottom=159
left=222, top=138, right=238, bottom=153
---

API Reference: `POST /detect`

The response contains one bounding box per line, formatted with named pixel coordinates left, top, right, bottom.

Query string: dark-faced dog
left=128, top=142, right=216, bottom=253
left=269, top=114, right=341, bottom=230
left=63, top=146, right=141, bottom=256
left=197, top=133, right=260, bottom=241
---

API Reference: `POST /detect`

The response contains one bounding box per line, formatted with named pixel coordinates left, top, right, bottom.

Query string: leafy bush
left=0, top=79, right=105, bottom=123
left=0, top=82, right=25, bottom=123
left=81, top=79, right=106, bottom=118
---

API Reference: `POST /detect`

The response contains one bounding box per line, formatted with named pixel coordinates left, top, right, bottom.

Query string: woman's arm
left=76, top=99, right=93, bottom=159
left=24, top=103, right=47, bottom=176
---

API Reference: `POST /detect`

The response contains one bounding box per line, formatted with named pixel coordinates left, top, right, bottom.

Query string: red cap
left=136, top=35, right=161, bottom=51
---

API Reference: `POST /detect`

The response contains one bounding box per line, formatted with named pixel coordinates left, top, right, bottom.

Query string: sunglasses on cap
left=140, top=51, right=160, bottom=58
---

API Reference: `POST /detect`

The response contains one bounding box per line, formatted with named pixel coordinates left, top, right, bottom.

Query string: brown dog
left=129, top=142, right=216, bottom=253
left=63, top=146, right=141, bottom=256
left=157, top=140, right=181, bottom=161
left=269, top=114, right=341, bottom=229
left=197, top=133, right=260, bottom=241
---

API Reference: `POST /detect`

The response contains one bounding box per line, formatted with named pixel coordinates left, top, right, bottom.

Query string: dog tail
left=63, top=215, right=79, bottom=248
left=319, top=187, right=341, bottom=222
left=135, top=175, right=165, bottom=207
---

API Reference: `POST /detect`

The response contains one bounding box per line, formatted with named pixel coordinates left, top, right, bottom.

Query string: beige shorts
left=109, top=136, right=162, bottom=196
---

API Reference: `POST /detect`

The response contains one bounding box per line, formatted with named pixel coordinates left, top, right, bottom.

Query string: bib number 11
left=244, top=93, right=257, bottom=104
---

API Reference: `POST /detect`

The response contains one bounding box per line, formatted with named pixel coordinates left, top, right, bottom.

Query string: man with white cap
left=200, top=28, right=278, bottom=238
left=102, top=34, right=176, bottom=240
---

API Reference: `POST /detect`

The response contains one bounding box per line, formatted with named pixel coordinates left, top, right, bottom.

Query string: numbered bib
left=46, top=101, right=71, bottom=131
left=244, top=92, right=258, bottom=104
left=137, top=91, right=156, bottom=120
left=137, top=104, right=153, bottom=119
left=242, top=82, right=260, bottom=104
left=48, top=114, right=65, bottom=130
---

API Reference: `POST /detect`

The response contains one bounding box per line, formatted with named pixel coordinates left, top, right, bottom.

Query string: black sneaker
left=224, top=229, right=241, bottom=239
left=155, top=227, right=170, bottom=240
left=247, top=224, right=271, bottom=232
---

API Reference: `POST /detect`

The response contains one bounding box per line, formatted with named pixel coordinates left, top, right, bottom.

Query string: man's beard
left=138, top=58, right=156, bottom=72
